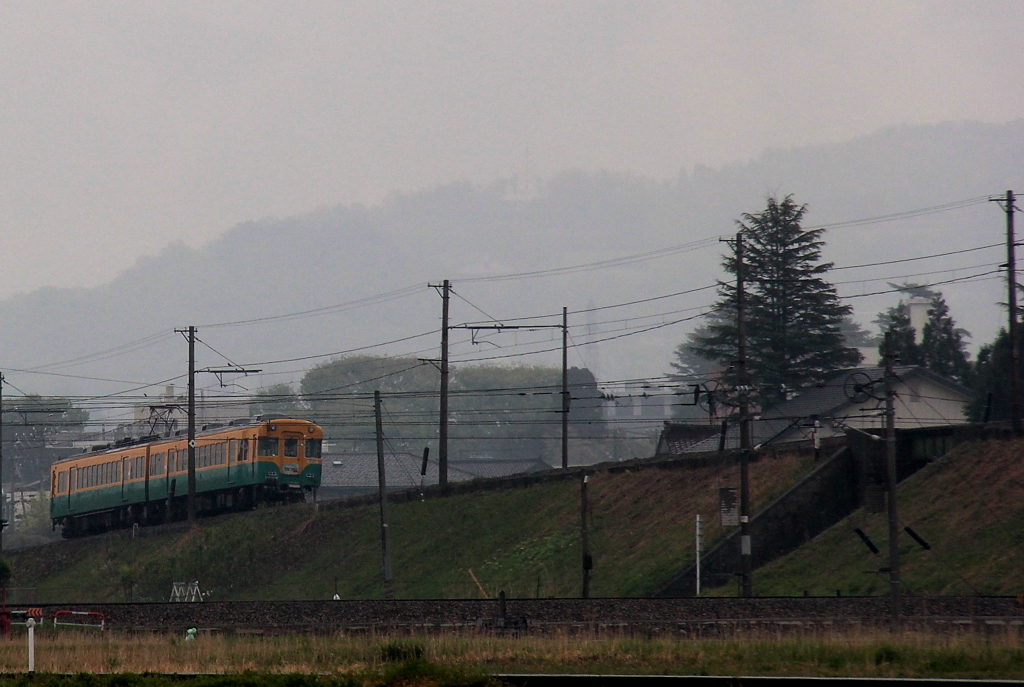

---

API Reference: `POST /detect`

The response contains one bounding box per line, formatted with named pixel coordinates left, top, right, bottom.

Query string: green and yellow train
left=50, top=418, right=323, bottom=537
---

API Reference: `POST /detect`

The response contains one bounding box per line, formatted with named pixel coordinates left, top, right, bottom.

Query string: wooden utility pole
left=562, top=307, right=569, bottom=469
left=883, top=330, right=900, bottom=622
left=736, top=231, right=753, bottom=597
left=375, top=390, right=394, bottom=599
left=580, top=472, right=591, bottom=598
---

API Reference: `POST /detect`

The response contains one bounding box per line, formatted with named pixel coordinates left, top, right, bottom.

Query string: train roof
left=55, top=416, right=319, bottom=464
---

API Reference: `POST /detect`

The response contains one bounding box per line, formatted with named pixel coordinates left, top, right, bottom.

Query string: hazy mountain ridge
left=3, top=120, right=1022, bottom=398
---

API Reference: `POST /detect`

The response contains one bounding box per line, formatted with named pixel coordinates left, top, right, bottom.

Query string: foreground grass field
left=0, top=629, right=1024, bottom=680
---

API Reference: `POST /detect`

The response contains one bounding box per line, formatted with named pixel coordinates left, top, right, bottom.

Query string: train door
left=68, top=467, right=76, bottom=513
left=121, top=457, right=128, bottom=502
left=167, top=449, right=174, bottom=494
left=227, top=439, right=234, bottom=484
left=144, top=450, right=150, bottom=503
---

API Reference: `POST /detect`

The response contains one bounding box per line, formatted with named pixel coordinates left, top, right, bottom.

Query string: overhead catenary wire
left=6, top=194, right=1007, bottom=428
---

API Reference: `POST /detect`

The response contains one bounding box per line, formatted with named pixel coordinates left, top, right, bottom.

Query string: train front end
left=254, top=419, right=323, bottom=500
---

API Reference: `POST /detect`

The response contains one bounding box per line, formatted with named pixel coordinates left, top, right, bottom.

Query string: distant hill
left=2, top=119, right=1021, bottom=401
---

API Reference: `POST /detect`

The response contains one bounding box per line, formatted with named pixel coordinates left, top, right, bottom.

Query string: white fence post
left=26, top=617, right=35, bottom=672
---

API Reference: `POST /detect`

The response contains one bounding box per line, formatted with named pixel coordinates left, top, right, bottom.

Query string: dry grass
left=0, top=628, right=1022, bottom=678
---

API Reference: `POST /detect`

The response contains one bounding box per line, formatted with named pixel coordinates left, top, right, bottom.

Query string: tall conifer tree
left=921, top=294, right=971, bottom=384
left=682, top=195, right=860, bottom=407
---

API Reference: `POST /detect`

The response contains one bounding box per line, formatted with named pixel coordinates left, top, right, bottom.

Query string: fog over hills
left=4, top=120, right=1022, bottom=406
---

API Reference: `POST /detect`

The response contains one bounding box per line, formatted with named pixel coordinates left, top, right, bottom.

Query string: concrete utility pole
left=186, top=326, right=197, bottom=524
left=883, top=330, right=900, bottom=622
left=374, top=390, right=394, bottom=599
left=429, top=280, right=451, bottom=487
left=175, top=326, right=259, bottom=526
left=736, top=231, right=753, bottom=598
left=562, top=307, right=569, bottom=469
left=993, top=191, right=1021, bottom=434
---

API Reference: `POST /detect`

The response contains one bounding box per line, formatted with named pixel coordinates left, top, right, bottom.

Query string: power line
left=806, top=196, right=991, bottom=231
left=830, top=242, right=1002, bottom=272
left=198, top=284, right=424, bottom=329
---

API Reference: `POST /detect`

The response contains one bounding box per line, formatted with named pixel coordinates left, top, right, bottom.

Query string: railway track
left=14, top=597, right=1024, bottom=635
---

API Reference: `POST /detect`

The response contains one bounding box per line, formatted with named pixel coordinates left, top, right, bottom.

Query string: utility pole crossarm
left=202, top=367, right=263, bottom=387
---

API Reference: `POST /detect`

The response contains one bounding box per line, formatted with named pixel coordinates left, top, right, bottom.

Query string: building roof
left=655, top=422, right=721, bottom=456
left=677, top=366, right=971, bottom=453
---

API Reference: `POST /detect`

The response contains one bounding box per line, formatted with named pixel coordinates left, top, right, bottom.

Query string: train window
left=151, top=453, right=164, bottom=476
left=58, top=471, right=68, bottom=494
left=305, top=439, right=322, bottom=459
left=215, top=442, right=226, bottom=466
left=284, top=438, right=299, bottom=458
left=258, top=437, right=279, bottom=457
left=238, top=439, right=249, bottom=462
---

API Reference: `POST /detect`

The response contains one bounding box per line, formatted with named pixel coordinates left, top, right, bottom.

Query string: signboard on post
left=719, top=487, right=739, bottom=527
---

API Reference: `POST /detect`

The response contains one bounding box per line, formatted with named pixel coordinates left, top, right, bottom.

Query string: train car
left=50, top=418, right=323, bottom=537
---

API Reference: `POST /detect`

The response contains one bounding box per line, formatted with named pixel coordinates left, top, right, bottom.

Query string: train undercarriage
left=56, top=483, right=311, bottom=539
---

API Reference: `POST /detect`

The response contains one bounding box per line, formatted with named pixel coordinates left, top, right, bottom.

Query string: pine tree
left=682, top=195, right=860, bottom=407
left=967, top=329, right=1015, bottom=421
left=921, top=294, right=972, bottom=385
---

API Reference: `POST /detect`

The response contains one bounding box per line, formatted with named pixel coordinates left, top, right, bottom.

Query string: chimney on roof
left=907, top=297, right=930, bottom=345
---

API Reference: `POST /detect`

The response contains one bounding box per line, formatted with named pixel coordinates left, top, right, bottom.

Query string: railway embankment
left=8, top=426, right=1024, bottom=604
left=8, top=445, right=821, bottom=603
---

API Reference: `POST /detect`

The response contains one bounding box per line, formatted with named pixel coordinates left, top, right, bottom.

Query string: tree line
left=249, top=356, right=609, bottom=465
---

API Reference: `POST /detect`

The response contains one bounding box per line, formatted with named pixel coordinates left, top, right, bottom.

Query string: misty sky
left=2, top=1, right=1023, bottom=298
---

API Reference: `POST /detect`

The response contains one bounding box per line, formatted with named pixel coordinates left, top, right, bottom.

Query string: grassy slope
left=745, top=437, right=1024, bottom=597
left=10, top=449, right=815, bottom=602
